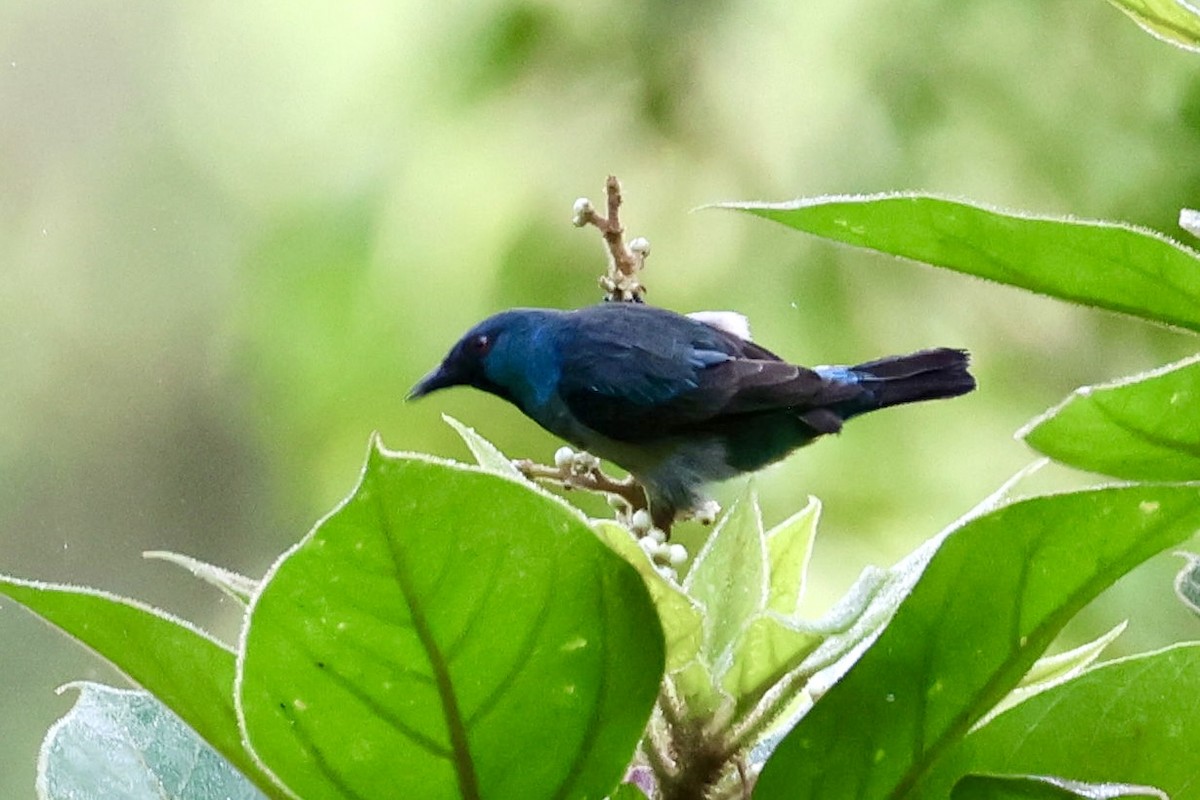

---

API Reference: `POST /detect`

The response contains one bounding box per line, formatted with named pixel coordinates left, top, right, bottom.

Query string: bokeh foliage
left=4, top=0, right=1200, bottom=795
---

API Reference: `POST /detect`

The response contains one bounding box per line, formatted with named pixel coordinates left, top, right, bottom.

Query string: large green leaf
left=237, top=442, right=665, bottom=800
left=754, top=485, right=1200, bottom=800
left=37, top=682, right=264, bottom=800
left=1107, top=0, right=1200, bottom=52
left=720, top=194, right=1200, bottom=332
left=1020, top=355, right=1200, bottom=481
left=926, top=644, right=1200, bottom=799
left=0, top=576, right=278, bottom=797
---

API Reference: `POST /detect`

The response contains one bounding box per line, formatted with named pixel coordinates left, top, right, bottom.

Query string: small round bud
left=693, top=500, right=720, bottom=526
left=629, top=236, right=651, bottom=257
left=571, top=451, right=600, bottom=474
left=647, top=528, right=667, bottom=544
left=630, top=509, right=653, bottom=534
left=554, top=446, right=575, bottom=469
left=655, top=564, right=677, bottom=582
left=638, top=537, right=658, bottom=557
left=572, top=198, right=594, bottom=226
left=667, top=543, right=688, bottom=566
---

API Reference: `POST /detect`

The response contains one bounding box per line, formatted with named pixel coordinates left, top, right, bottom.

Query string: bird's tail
left=849, top=347, right=975, bottom=411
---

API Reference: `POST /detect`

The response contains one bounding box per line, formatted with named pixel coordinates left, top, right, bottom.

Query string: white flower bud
left=667, top=543, right=688, bottom=566
left=630, top=509, right=653, bottom=534
left=572, top=197, right=594, bottom=226
left=553, top=446, right=575, bottom=469
left=638, top=537, right=658, bottom=557
left=655, top=564, right=677, bottom=581
left=647, top=528, right=667, bottom=544
left=571, top=451, right=600, bottom=474
left=629, top=236, right=650, bottom=256
left=693, top=500, right=720, bottom=526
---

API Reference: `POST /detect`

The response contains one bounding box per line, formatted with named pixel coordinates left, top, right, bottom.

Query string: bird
left=408, top=302, right=975, bottom=533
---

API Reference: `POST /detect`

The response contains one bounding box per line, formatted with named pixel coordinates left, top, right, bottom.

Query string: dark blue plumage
left=409, top=303, right=974, bottom=530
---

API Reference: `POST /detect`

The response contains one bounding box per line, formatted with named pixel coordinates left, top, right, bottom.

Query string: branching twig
left=573, top=175, right=650, bottom=302
left=513, top=456, right=649, bottom=515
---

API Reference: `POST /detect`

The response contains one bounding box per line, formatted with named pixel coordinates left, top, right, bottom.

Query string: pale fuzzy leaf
left=1107, top=0, right=1200, bottom=52
left=595, top=520, right=705, bottom=670
left=720, top=614, right=822, bottom=713
left=985, top=622, right=1127, bottom=722
left=37, top=682, right=265, bottom=800
left=765, top=498, right=820, bottom=617
left=1181, top=208, right=1200, bottom=239
left=143, top=551, right=258, bottom=605
left=441, top=414, right=524, bottom=479
left=1173, top=551, right=1200, bottom=615
left=952, top=772, right=1167, bottom=799
left=683, top=488, right=769, bottom=676
left=670, top=659, right=728, bottom=719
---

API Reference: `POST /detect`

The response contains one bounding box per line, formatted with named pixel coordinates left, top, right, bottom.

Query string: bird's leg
left=572, top=175, right=649, bottom=302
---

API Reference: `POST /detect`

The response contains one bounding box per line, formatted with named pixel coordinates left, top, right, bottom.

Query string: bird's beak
left=407, top=362, right=458, bottom=400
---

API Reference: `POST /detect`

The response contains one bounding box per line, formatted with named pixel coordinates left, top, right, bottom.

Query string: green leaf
left=1107, top=0, right=1200, bottom=52
left=952, top=773, right=1167, bottom=800
left=926, top=644, right=1200, bottom=798
left=594, top=520, right=704, bottom=671
left=1020, top=355, right=1200, bottom=481
left=442, top=414, right=525, bottom=480
left=0, top=576, right=277, bottom=797
left=1173, top=551, right=1200, bottom=615
left=237, top=442, right=665, bottom=800
left=989, top=622, right=1126, bottom=720
left=143, top=550, right=259, bottom=605
left=720, top=194, right=1200, bottom=332
left=720, top=614, right=821, bottom=714
left=765, top=498, right=820, bottom=617
left=682, top=489, right=768, bottom=678
left=671, top=659, right=727, bottom=719
left=753, top=485, right=1200, bottom=800
left=37, top=682, right=265, bottom=800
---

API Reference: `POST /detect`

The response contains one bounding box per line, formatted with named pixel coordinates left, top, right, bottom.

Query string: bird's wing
left=557, top=311, right=863, bottom=441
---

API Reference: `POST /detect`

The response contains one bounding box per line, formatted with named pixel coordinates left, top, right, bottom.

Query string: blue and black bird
left=409, top=302, right=974, bottom=532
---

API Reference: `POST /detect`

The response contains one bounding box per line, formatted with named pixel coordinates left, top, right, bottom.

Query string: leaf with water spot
left=754, top=485, right=1200, bottom=800
left=719, top=194, right=1200, bottom=332
left=238, top=441, right=664, bottom=800
left=1020, top=355, right=1200, bottom=481
left=927, top=644, right=1200, bottom=798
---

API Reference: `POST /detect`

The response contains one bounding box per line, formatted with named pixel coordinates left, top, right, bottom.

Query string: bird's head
left=407, top=309, right=557, bottom=407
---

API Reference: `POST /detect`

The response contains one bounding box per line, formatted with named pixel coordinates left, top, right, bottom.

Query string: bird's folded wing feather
left=557, top=317, right=862, bottom=441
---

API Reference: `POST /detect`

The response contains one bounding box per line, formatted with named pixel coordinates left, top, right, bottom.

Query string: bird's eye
left=469, top=334, right=492, bottom=356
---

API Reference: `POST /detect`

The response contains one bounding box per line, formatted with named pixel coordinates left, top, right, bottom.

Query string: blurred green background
left=3, top=0, right=1200, bottom=794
